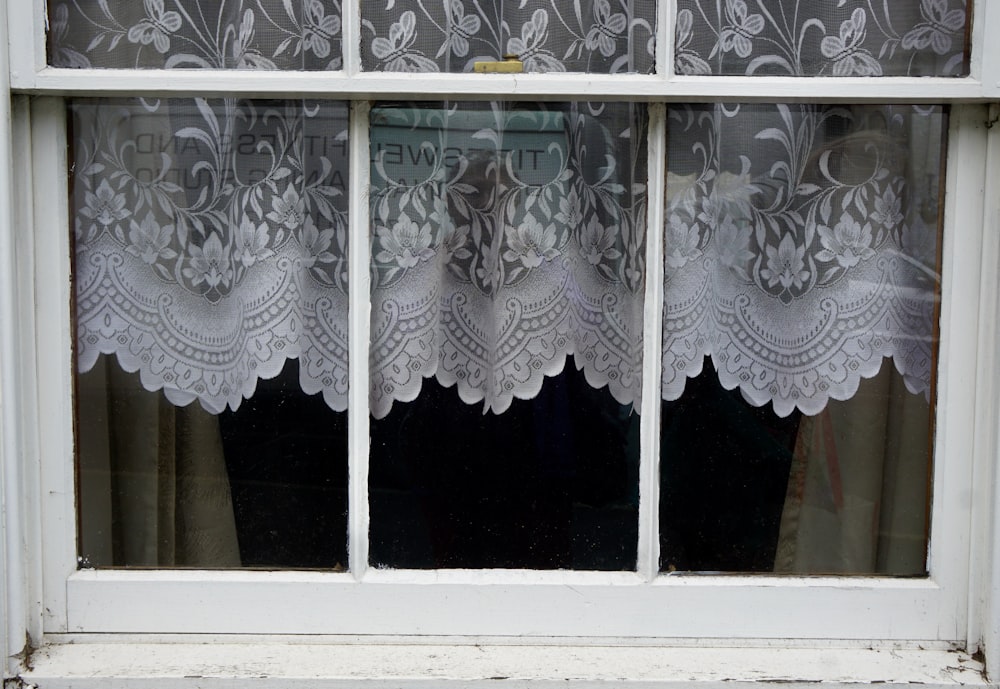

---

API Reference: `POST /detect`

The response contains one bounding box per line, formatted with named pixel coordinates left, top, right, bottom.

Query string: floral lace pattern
left=73, top=98, right=350, bottom=412
left=662, top=104, right=944, bottom=417
left=675, top=0, right=969, bottom=76
left=49, top=0, right=343, bottom=69
left=369, top=102, right=647, bottom=417
left=362, top=0, right=656, bottom=73
left=72, top=99, right=943, bottom=419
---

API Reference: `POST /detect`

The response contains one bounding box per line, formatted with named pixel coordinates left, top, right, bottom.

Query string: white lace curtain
left=48, top=0, right=967, bottom=77
left=367, top=102, right=646, bottom=417
left=662, top=103, right=943, bottom=417
left=63, top=1, right=952, bottom=420
left=73, top=99, right=352, bottom=413
left=675, top=0, right=969, bottom=77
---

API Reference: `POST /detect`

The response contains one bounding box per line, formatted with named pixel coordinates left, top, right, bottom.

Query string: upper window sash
left=8, top=0, right=1000, bottom=101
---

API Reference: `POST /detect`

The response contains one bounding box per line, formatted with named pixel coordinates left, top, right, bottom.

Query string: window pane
left=49, top=1, right=343, bottom=70
left=675, top=1, right=970, bottom=77
left=370, top=371, right=640, bottom=569
left=368, top=101, right=647, bottom=569
left=72, top=98, right=350, bottom=568
left=361, top=1, right=656, bottom=73
left=660, top=103, right=945, bottom=574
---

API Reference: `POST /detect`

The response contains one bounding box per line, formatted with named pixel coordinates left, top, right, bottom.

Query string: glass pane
left=361, top=0, right=656, bottom=73
left=675, top=1, right=970, bottom=77
left=660, top=103, right=945, bottom=574
left=72, top=98, right=350, bottom=568
left=368, top=101, right=647, bottom=569
left=49, top=0, right=343, bottom=70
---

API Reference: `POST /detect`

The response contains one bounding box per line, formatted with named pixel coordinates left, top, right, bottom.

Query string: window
left=3, top=0, right=1000, bottom=684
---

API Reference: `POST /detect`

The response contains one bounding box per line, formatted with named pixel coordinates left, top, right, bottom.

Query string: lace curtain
left=64, top=2, right=947, bottom=420
left=48, top=0, right=967, bottom=77
left=73, top=98, right=352, bottom=413
left=368, top=102, right=647, bottom=417
left=675, top=0, right=969, bottom=76
left=49, top=0, right=344, bottom=69
left=662, top=104, right=943, bottom=417
left=360, top=0, right=656, bottom=73
left=47, top=0, right=657, bottom=74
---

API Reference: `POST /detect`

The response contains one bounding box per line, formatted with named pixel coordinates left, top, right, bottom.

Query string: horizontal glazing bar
left=11, top=68, right=998, bottom=102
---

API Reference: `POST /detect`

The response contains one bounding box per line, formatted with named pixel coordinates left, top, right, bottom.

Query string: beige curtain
left=774, top=365, right=932, bottom=575
left=76, top=355, right=240, bottom=567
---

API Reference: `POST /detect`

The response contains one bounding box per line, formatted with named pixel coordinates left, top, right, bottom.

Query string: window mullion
left=348, top=100, right=372, bottom=579
left=637, top=102, right=666, bottom=581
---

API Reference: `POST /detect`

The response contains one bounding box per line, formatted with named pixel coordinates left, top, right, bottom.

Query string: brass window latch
left=474, top=55, right=524, bottom=73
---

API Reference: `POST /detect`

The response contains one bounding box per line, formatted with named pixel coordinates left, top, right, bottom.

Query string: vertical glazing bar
left=342, top=0, right=361, bottom=76
left=637, top=102, right=665, bottom=582
left=348, top=100, right=372, bottom=578
left=659, top=0, right=676, bottom=79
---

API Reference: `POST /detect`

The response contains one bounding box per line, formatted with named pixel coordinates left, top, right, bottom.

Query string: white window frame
left=3, top=0, right=1000, bottom=684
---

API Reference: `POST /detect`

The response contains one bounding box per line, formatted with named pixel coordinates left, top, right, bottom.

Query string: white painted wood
left=5, top=0, right=994, bottom=664
left=966, top=100, right=1000, bottom=668
left=30, top=97, right=76, bottom=636
left=986, top=427, right=1000, bottom=682
left=66, top=568, right=957, bottom=639
left=5, top=0, right=46, bottom=88
left=20, top=640, right=988, bottom=689
left=976, top=103, right=1000, bottom=683
left=637, top=103, right=665, bottom=581
left=0, top=4, right=24, bottom=678
left=9, top=68, right=996, bottom=102
left=52, top=107, right=989, bottom=643
left=971, top=0, right=1000, bottom=98
left=9, top=94, right=44, bottom=654
left=920, top=103, right=989, bottom=644
left=657, top=0, right=675, bottom=78
left=341, top=0, right=360, bottom=76
left=348, top=100, right=372, bottom=579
